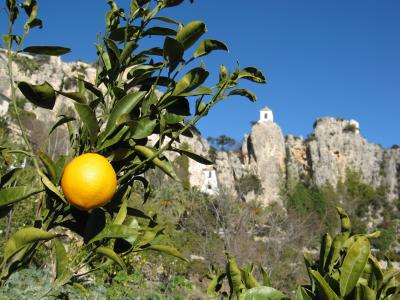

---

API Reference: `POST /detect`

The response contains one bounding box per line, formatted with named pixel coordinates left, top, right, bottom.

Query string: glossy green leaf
left=103, top=91, right=146, bottom=140
left=40, top=172, right=67, bottom=204
left=180, top=86, right=213, bottom=97
left=74, top=102, right=99, bottom=146
left=229, top=89, right=257, bottom=102
left=38, top=151, right=57, bottom=183
left=244, top=287, right=287, bottom=300
left=98, top=126, right=130, bottom=151
left=130, top=118, right=158, bottom=139
left=22, top=46, right=71, bottom=56
left=241, top=264, right=259, bottom=289
left=57, top=91, right=86, bottom=103
left=120, top=41, right=137, bottom=64
left=172, top=147, right=213, bottom=165
left=226, top=253, right=246, bottom=298
left=339, top=236, right=370, bottom=297
left=49, top=115, right=75, bottom=136
left=109, top=26, right=139, bottom=41
left=80, top=79, right=103, bottom=98
left=163, top=37, right=184, bottom=73
left=237, top=67, right=266, bottom=83
left=176, top=21, right=207, bottom=50
left=260, top=266, right=271, bottom=287
left=173, top=67, right=209, bottom=95
left=0, top=186, right=43, bottom=208
left=152, top=16, right=180, bottom=25
left=336, top=207, right=351, bottom=234
left=368, top=256, right=383, bottom=289
left=53, top=238, right=69, bottom=282
left=194, top=39, right=228, bottom=58
left=17, top=81, right=56, bottom=109
left=114, top=193, right=129, bottom=225
left=96, top=246, right=127, bottom=271
left=162, top=0, right=184, bottom=7
left=144, top=26, right=177, bottom=36
left=357, top=284, right=376, bottom=300
left=319, top=233, right=332, bottom=274
left=325, top=232, right=348, bottom=273
left=3, top=227, right=57, bottom=263
left=144, top=244, right=187, bottom=261
left=89, top=224, right=139, bottom=244
left=134, top=145, right=178, bottom=180
left=0, top=168, right=21, bottom=188
left=295, top=287, right=313, bottom=300
left=310, top=270, right=341, bottom=300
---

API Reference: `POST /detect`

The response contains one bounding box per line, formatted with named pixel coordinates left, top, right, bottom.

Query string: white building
left=259, top=106, right=273, bottom=123
left=201, top=168, right=219, bottom=195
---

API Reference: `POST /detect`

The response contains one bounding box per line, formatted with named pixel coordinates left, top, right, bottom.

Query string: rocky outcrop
left=1, top=49, right=399, bottom=205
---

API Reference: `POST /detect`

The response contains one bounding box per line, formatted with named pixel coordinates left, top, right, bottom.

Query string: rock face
left=1, top=49, right=399, bottom=205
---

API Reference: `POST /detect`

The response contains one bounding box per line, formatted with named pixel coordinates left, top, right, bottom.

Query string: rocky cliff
left=1, top=50, right=399, bottom=206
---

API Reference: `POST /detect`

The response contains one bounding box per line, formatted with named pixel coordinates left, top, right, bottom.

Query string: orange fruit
left=61, top=153, right=117, bottom=210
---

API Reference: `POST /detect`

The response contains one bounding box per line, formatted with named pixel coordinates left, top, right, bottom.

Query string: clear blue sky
left=2, top=0, right=400, bottom=147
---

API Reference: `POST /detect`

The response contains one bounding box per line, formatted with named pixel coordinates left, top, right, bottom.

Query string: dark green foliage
left=207, top=134, right=237, bottom=151
left=237, top=173, right=263, bottom=196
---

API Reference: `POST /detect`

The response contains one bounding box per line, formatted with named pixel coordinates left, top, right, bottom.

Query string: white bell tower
left=259, top=106, right=273, bottom=123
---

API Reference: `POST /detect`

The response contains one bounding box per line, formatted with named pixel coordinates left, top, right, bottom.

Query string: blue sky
left=2, top=0, right=400, bottom=147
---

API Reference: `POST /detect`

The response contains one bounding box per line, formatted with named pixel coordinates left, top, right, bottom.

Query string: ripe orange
left=61, top=153, right=117, bottom=210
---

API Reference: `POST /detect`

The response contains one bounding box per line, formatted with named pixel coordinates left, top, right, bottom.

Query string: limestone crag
left=1, top=49, right=399, bottom=205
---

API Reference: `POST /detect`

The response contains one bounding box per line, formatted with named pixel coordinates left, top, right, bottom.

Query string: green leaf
left=194, top=39, right=228, bottom=58
left=325, top=232, right=348, bottom=273
left=49, top=115, right=75, bottom=136
left=180, top=86, right=213, bottom=97
left=96, top=246, right=127, bottom=271
left=260, top=266, right=271, bottom=287
left=144, top=244, right=188, bottom=262
left=163, top=37, right=184, bottom=73
left=0, top=168, right=21, bottom=188
left=144, top=26, right=177, bottom=36
left=226, top=253, right=246, bottom=298
left=243, top=287, right=287, bottom=300
left=219, top=64, right=228, bottom=82
left=357, top=284, right=376, bottom=300
left=98, top=126, right=130, bottom=151
left=319, top=233, right=332, bottom=274
left=57, top=91, right=86, bottom=103
left=130, top=118, right=158, bottom=139
left=103, top=91, right=146, bottom=140
left=295, top=287, right=313, bottom=300
left=17, top=81, right=56, bottom=109
left=172, top=148, right=213, bottom=165
left=53, top=238, right=69, bottom=283
left=152, top=16, right=180, bottom=25
left=336, top=207, right=351, bottom=234
left=120, top=41, right=137, bottom=64
left=241, top=264, right=260, bottom=289
left=3, top=227, right=57, bottom=263
left=310, top=270, right=341, bottom=300
left=114, top=194, right=128, bottom=225
left=173, top=67, right=209, bottom=96
left=228, top=89, right=257, bottom=102
left=40, top=172, right=67, bottom=204
left=2, top=34, right=21, bottom=48
left=0, top=186, right=43, bottom=208
left=368, top=256, right=383, bottom=289
left=237, top=67, right=266, bottom=83
left=134, top=145, right=178, bottom=180
left=89, top=224, right=139, bottom=244
left=339, top=236, right=370, bottom=297
left=74, top=102, right=99, bottom=146
left=38, top=151, right=57, bottom=183
left=22, top=46, right=71, bottom=56
left=162, top=0, right=184, bottom=7
left=176, top=21, right=207, bottom=50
